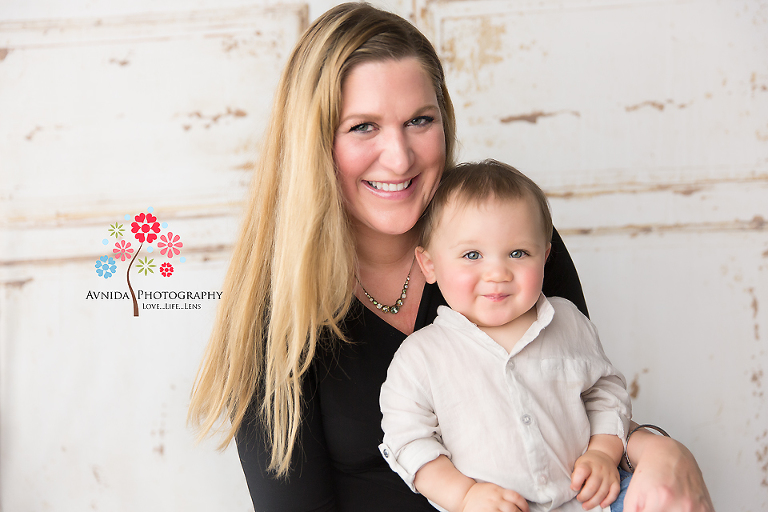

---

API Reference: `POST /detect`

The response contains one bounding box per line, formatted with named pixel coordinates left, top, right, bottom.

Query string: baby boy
left=379, top=160, right=631, bottom=512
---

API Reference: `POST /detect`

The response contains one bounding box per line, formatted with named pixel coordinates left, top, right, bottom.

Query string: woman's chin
left=353, top=214, right=423, bottom=238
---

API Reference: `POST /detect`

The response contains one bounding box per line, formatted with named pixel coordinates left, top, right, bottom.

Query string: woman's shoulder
left=543, top=227, right=589, bottom=317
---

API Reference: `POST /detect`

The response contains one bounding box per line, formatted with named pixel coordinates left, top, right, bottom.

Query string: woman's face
left=334, top=58, right=446, bottom=237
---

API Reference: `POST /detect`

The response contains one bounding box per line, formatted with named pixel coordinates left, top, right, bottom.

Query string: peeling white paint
left=1, top=0, right=766, bottom=510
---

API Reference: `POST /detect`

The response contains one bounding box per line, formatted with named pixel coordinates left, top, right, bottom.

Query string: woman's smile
left=365, top=177, right=414, bottom=192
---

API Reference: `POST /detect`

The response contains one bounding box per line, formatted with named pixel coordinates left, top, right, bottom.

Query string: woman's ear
left=415, top=246, right=438, bottom=284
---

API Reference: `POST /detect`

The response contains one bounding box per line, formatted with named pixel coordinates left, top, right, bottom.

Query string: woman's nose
left=379, top=129, right=413, bottom=174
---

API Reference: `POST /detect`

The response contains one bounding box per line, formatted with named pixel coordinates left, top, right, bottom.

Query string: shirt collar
left=434, top=294, right=554, bottom=359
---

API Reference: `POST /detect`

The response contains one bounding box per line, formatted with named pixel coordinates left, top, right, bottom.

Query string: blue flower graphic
left=95, top=255, right=117, bottom=279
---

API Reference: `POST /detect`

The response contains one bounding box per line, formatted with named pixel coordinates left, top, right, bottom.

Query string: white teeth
left=368, top=179, right=412, bottom=191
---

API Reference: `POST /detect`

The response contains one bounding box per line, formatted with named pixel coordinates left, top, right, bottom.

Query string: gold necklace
left=357, top=256, right=415, bottom=314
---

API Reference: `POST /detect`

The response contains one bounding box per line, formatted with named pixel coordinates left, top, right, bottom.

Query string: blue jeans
left=610, top=469, right=633, bottom=512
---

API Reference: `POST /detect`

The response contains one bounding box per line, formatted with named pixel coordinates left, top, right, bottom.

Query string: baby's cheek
left=436, top=272, right=475, bottom=307
left=453, top=276, right=482, bottom=304
left=445, top=271, right=476, bottom=291
left=518, top=266, right=544, bottom=289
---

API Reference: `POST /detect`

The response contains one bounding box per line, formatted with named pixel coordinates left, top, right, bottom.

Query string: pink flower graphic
left=157, top=231, right=183, bottom=259
left=160, top=262, right=174, bottom=277
left=131, top=213, right=161, bottom=243
left=112, top=240, right=134, bottom=261
left=98, top=207, right=188, bottom=316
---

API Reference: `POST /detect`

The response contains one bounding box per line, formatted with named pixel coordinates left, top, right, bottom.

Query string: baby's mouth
left=366, top=178, right=413, bottom=192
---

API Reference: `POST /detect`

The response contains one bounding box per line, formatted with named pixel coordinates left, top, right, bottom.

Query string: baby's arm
left=415, top=455, right=529, bottom=512
left=560, top=301, right=630, bottom=510
left=570, top=434, right=623, bottom=510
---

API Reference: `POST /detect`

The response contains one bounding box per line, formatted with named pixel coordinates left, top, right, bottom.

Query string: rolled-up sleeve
left=563, top=300, right=632, bottom=449
left=583, top=372, right=632, bottom=449
left=379, top=343, right=451, bottom=491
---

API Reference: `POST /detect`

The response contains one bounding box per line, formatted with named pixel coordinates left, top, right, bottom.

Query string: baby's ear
left=415, top=246, right=438, bottom=284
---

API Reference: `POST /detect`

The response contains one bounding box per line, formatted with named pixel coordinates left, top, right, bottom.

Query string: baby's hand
left=461, top=482, right=529, bottom=512
left=570, top=449, right=621, bottom=510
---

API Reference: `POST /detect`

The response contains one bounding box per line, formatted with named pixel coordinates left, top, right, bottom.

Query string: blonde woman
left=189, top=3, right=714, bottom=512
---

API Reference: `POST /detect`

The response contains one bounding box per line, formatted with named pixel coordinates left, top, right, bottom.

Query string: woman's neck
left=351, top=222, right=425, bottom=335
left=352, top=222, right=420, bottom=269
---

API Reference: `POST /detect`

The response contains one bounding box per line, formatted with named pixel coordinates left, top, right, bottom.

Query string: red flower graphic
left=157, top=231, right=183, bottom=259
left=131, top=213, right=161, bottom=243
left=160, top=262, right=174, bottom=277
left=112, top=239, right=134, bottom=261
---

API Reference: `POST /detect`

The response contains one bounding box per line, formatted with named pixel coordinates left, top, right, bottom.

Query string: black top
left=236, top=228, right=588, bottom=512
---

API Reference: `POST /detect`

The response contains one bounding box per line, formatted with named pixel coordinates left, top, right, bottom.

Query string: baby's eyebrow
left=447, top=240, right=479, bottom=249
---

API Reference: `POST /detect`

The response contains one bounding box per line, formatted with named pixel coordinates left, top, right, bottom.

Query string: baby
left=379, top=160, right=631, bottom=512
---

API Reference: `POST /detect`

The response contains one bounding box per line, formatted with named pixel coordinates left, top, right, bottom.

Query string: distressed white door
left=414, top=0, right=768, bottom=509
left=2, top=0, right=767, bottom=510
left=0, top=4, right=307, bottom=510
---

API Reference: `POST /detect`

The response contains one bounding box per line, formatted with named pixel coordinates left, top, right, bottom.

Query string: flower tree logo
left=95, top=207, right=185, bottom=316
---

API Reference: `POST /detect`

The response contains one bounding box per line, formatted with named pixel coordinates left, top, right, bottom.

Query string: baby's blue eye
left=463, top=251, right=481, bottom=260
left=510, top=250, right=525, bottom=259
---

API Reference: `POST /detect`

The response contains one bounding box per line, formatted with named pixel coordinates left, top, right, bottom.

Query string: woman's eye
left=350, top=123, right=374, bottom=133
left=510, top=250, right=526, bottom=259
left=408, top=116, right=434, bottom=127
left=463, top=251, right=481, bottom=260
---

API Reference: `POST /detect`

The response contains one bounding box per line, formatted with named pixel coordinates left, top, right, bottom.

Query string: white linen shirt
left=379, top=295, right=631, bottom=512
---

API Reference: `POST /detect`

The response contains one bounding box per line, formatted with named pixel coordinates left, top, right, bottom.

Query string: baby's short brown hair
left=420, top=159, right=553, bottom=248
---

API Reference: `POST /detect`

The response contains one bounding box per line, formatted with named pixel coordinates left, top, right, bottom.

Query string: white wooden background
left=1, top=0, right=766, bottom=510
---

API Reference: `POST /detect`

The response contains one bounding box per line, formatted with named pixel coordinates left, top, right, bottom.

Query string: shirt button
left=521, top=414, right=532, bottom=425
left=538, top=474, right=548, bottom=485
left=508, top=362, right=515, bottom=370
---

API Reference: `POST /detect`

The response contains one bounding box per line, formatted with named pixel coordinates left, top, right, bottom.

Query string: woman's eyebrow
left=338, top=104, right=440, bottom=125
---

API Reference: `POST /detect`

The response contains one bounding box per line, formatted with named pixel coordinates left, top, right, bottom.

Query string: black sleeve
left=236, top=367, right=337, bottom=512
left=543, top=227, right=589, bottom=318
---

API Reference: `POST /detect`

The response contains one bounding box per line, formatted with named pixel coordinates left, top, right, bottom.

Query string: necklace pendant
left=357, top=256, right=415, bottom=315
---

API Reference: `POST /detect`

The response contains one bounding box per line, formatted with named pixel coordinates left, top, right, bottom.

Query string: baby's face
left=417, top=195, right=550, bottom=332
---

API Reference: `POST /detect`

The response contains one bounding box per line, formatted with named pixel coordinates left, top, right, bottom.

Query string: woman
left=189, top=3, right=714, bottom=511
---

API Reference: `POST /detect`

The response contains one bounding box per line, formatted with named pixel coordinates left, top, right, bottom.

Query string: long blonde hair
left=188, top=2, right=456, bottom=477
